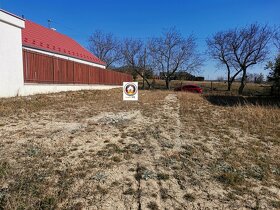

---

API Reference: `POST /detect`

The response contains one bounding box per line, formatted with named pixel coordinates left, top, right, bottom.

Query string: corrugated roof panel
left=22, top=20, right=106, bottom=66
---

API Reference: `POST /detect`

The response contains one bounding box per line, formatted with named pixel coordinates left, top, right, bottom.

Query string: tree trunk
left=227, top=80, right=232, bottom=91
left=238, top=69, right=247, bottom=95
left=229, top=69, right=242, bottom=92
left=144, top=77, right=151, bottom=89
left=151, top=78, right=156, bottom=89
left=165, top=78, right=170, bottom=89
left=228, top=78, right=235, bottom=91
left=227, top=67, right=231, bottom=91
left=142, top=76, right=145, bottom=89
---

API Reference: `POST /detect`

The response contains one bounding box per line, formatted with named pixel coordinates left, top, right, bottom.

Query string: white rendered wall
left=0, top=10, right=25, bottom=97
left=19, top=84, right=120, bottom=96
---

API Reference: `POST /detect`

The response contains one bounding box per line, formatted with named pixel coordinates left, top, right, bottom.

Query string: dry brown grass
left=139, top=79, right=272, bottom=96
left=178, top=92, right=280, bottom=208
left=0, top=89, right=279, bottom=209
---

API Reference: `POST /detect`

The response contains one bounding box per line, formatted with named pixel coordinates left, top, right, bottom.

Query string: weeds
left=157, top=173, right=170, bottom=181
left=26, top=146, right=41, bottom=157
left=216, top=172, right=244, bottom=186
left=183, top=193, right=196, bottom=202
left=0, top=162, right=9, bottom=179
left=123, top=188, right=136, bottom=195
left=271, top=200, right=280, bottom=208
left=36, top=197, right=56, bottom=210
left=91, top=171, right=108, bottom=183
left=147, top=201, right=159, bottom=210
left=160, top=188, right=169, bottom=200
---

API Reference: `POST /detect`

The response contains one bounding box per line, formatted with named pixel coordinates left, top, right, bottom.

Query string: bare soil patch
left=0, top=89, right=279, bottom=209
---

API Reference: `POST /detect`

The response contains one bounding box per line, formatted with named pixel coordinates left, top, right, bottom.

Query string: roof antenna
left=48, top=19, right=52, bottom=29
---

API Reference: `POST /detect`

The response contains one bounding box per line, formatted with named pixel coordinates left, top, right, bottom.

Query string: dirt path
left=118, top=93, right=187, bottom=210
left=138, top=94, right=183, bottom=209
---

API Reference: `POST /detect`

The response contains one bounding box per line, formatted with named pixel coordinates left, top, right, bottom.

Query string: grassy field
left=139, top=79, right=272, bottom=96
left=0, top=89, right=279, bottom=209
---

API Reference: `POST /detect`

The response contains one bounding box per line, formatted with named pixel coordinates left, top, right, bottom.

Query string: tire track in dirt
left=157, top=93, right=188, bottom=209
left=162, top=93, right=183, bottom=148
left=135, top=93, right=187, bottom=210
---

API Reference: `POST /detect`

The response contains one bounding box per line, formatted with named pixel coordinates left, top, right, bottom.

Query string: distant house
left=0, top=9, right=131, bottom=98
left=159, top=71, right=204, bottom=81
left=114, top=66, right=154, bottom=81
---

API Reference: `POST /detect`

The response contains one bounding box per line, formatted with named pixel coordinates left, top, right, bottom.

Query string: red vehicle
left=174, top=84, right=203, bottom=93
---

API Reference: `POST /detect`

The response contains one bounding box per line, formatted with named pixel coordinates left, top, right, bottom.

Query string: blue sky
left=1, top=0, right=279, bottom=79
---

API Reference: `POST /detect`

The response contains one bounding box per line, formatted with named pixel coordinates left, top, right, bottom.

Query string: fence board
left=23, top=49, right=132, bottom=85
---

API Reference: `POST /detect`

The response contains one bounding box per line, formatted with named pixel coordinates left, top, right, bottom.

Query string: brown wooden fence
left=23, top=49, right=132, bottom=85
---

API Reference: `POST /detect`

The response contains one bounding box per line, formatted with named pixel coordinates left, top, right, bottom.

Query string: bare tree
left=246, top=73, right=265, bottom=83
left=266, top=54, right=280, bottom=95
left=229, top=24, right=272, bottom=94
left=148, top=28, right=202, bottom=89
left=274, top=28, right=280, bottom=51
left=121, top=38, right=152, bottom=89
left=88, top=30, right=122, bottom=68
left=207, top=31, right=242, bottom=91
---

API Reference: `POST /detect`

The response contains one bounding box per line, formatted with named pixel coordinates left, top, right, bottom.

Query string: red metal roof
left=22, top=20, right=106, bottom=66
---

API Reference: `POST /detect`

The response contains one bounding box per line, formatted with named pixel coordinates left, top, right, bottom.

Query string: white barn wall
left=0, top=10, right=25, bottom=97
left=19, top=84, right=120, bottom=96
